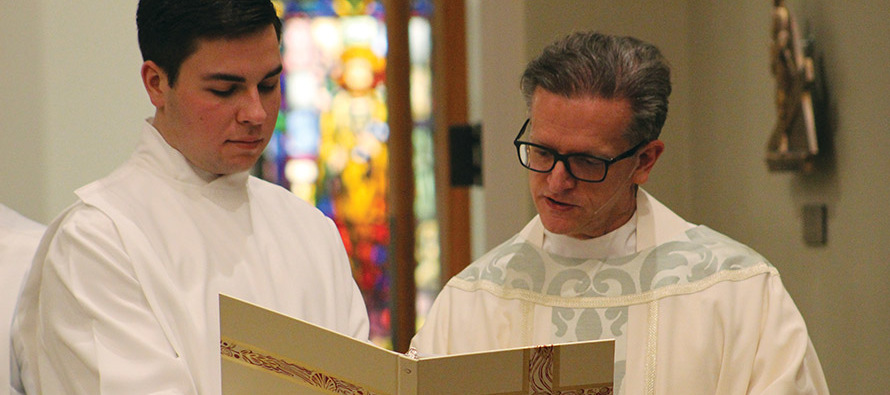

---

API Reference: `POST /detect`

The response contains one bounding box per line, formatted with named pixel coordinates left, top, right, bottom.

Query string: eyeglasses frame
left=512, top=119, right=647, bottom=183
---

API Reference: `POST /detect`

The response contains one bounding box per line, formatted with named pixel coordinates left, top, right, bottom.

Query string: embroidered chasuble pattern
left=451, top=226, right=775, bottom=304
left=447, top=226, right=777, bottom=392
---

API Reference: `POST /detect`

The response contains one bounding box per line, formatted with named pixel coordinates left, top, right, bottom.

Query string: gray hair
left=520, top=31, right=671, bottom=143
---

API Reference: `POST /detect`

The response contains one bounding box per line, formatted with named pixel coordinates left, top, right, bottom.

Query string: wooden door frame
left=385, top=0, right=470, bottom=353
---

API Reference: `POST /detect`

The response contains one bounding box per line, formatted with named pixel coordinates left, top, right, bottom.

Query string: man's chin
left=203, top=160, right=257, bottom=176
left=539, top=216, right=575, bottom=235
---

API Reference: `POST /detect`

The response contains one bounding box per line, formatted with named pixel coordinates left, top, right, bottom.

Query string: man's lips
left=543, top=196, right=575, bottom=210
left=227, top=138, right=264, bottom=149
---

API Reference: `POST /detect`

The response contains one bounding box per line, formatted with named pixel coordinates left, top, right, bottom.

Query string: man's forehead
left=199, top=64, right=283, bottom=82
left=526, top=94, right=634, bottom=152
left=532, top=94, right=628, bottom=124
left=182, top=29, right=282, bottom=79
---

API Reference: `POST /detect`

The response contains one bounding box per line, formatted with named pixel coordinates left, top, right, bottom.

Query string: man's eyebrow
left=263, top=65, right=284, bottom=80
left=203, top=65, right=283, bottom=83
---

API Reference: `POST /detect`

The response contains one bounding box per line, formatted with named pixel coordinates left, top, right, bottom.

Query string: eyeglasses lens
left=518, top=143, right=607, bottom=182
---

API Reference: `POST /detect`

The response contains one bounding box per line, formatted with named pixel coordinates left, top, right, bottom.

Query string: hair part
left=137, top=0, right=282, bottom=86
left=520, top=31, right=671, bottom=143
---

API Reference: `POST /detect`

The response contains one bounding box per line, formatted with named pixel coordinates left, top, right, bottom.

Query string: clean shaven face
left=527, top=88, right=647, bottom=239
left=148, top=25, right=283, bottom=176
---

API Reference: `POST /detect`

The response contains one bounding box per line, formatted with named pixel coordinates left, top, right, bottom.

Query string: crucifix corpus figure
left=767, top=0, right=818, bottom=172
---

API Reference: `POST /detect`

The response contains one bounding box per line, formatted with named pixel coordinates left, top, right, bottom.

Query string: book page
left=220, top=294, right=613, bottom=394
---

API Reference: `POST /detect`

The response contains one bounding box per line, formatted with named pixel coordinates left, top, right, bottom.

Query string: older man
left=412, top=31, right=828, bottom=394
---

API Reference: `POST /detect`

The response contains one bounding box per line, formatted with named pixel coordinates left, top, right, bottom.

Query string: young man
left=11, top=1, right=368, bottom=394
left=411, top=31, right=829, bottom=394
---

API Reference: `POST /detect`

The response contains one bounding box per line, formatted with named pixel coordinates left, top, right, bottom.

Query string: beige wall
left=1, top=2, right=48, bottom=222
left=466, top=0, right=532, bottom=256
left=0, top=1, right=150, bottom=224
left=686, top=1, right=890, bottom=391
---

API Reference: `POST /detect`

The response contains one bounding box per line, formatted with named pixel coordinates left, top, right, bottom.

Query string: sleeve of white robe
left=410, top=286, right=454, bottom=355
left=746, top=275, right=829, bottom=394
left=2, top=206, right=45, bottom=395
left=36, top=207, right=196, bottom=394
left=410, top=285, right=512, bottom=356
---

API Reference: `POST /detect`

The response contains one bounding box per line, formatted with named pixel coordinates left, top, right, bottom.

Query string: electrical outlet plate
left=802, top=204, right=827, bottom=246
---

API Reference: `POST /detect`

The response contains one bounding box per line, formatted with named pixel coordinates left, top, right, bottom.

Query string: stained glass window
left=407, top=0, right=440, bottom=333
left=266, top=0, right=438, bottom=349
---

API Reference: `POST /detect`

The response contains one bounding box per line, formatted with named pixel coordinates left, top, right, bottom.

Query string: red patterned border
left=529, top=345, right=555, bottom=392
left=221, top=340, right=377, bottom=395
left=527, top=345, right=613, bottom=395
left=557, top=389, right=613, bottom=395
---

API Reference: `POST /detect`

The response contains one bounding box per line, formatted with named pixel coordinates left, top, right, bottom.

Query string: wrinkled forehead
left=529, top=92, right=632, bottom=130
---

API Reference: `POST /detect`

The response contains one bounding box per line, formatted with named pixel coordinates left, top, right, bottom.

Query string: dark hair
left=137, top=0, right=282, bottom=86
left=520, top=31, right=671, bottom=143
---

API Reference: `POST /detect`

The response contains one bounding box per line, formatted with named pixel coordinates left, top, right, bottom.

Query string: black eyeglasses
left=513, top=119, right=646, bottom=183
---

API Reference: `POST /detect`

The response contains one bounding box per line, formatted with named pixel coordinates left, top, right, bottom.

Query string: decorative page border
left=221, top=339, right=378, bottom=394
left=524, top=345, right=613, bottom=395
left=221, top=339, right=612, bottom=394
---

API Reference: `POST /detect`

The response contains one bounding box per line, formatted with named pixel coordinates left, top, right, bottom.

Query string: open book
left=220, top=294, right=614, bottom=394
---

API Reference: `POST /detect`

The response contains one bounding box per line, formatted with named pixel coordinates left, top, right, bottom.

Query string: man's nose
left=238, top=89, right=267, bottom=125
left=547, top=159, right=576, bottom=191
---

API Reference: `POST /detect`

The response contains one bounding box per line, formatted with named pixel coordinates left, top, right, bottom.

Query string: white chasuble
left=412, top=190, right=828, bottom=394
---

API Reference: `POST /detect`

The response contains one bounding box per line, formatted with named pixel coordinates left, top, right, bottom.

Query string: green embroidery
left=451, top=226, right=774, bottom=395
left=456, top=226, right=772, bottom=299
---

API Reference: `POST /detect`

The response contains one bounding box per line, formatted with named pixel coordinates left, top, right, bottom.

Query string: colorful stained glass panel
left=267, top=0, right=439, bottom=349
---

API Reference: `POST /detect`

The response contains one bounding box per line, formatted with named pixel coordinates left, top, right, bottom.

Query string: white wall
left=1, top=2, right=48, bottom=222
left=1, top=1, right=150, bottom=224
left=466, top=0, right=532, bottom=255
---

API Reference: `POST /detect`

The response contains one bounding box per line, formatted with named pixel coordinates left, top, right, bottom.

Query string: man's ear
left=141, top=60, right=169, bottom=108
left=632, top=139, right=665, bottom=185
